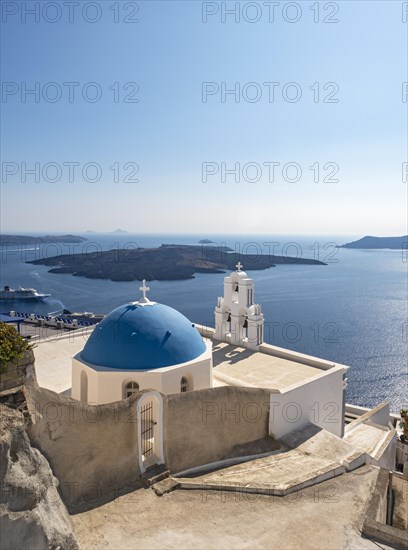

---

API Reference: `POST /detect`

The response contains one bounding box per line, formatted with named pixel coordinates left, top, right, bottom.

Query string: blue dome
left=81, top=302, right=206, bottom=370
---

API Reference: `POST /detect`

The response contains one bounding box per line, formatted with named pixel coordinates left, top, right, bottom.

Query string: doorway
left=137, top=391, right=164, bottom=473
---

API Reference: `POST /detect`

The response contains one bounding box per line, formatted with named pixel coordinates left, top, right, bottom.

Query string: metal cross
left=139, top=279, right=150, bottom=300
left=236, top=261, right=243, bottom=272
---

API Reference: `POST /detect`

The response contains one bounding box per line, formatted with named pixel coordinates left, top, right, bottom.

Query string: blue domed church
left=72, top=281, right=213, bottom=404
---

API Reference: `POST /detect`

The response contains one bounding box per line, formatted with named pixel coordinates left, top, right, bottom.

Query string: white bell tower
left=214, top=262, right=264, bottom=350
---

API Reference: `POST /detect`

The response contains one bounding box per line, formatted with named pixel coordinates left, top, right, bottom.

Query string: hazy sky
left=1, top=1, right=407, bottom=235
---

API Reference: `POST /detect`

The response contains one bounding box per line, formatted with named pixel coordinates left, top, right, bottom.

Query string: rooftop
left=33, top=329, right=93, bottom=395
left=212, top=341, right=327, bottom=390
left=33, top=323, right=346, bottom=397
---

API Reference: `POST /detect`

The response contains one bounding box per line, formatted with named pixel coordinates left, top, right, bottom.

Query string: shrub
left=0, top=322, right=32, bottom=375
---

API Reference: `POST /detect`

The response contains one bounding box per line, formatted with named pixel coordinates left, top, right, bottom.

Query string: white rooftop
left=212, top=341, right=327, bottom=390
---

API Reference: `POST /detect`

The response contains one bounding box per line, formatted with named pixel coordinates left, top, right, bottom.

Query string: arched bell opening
left=222, top=308, right=232, bottom=334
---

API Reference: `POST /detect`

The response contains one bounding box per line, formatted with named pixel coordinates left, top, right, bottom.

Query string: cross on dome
left=139, top=279, right=150, bottom=303
left=236, top=261, right=243, bottom=272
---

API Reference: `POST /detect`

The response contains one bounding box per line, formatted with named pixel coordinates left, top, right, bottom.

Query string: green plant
left=0, top=323, right=33, bottom=375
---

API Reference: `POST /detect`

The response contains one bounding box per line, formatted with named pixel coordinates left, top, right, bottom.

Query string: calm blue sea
left=1, top=233, right=406, bottom=412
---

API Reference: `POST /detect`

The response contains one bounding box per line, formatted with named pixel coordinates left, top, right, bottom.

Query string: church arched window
left=180, top=376, right=189, bottom=393
left=124, top=381, right=139, bottom=399
left=80, top=370, right=88, bottom=402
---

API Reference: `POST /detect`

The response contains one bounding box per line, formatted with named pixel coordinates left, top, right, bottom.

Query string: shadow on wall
left=164, top=386, right=278, bottom=473
left=25, top=378, right=142, bottom=513
left=24, top=373, right=277, bottom=512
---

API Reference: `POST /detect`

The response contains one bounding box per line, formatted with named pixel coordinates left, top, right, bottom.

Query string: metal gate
left=140, top=400, right=155, bottom=459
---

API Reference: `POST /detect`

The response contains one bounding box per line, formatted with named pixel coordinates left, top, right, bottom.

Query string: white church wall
left=160, top=340, right=212, bottom=394
left=269, top=367, right=345, bottom=439
left=161, top=357, right=213, bottom=394
left=95, top=370, right=163, bottom=404
left=72, top=340, right=212, bottom=405
left=72, top=356, right=99, bottom=403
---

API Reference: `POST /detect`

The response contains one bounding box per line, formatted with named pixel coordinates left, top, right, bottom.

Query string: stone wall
left=164, top=386, right=276, bottom=473
left=25, top=380, right=277, bottom=507
left=362, top=468, right=408, bottom=548
left=25, top=381, right=142, bottom=512
left=0, top=351, right=34, bottom=393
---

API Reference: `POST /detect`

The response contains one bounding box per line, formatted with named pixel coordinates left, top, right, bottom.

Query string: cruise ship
left=0, top=286, right=50, bottom=301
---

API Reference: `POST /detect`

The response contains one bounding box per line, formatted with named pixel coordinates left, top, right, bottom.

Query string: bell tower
left=214, top=262, right=264, bottom=350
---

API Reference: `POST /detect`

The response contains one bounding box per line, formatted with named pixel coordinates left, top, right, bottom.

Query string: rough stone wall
left=25, top=382, right=142, bottom=512
left=0, top=351, right=34, bottom=393
left=0, top=403, right=78, bottom=550
left=164, top=386, right=274, bottom=473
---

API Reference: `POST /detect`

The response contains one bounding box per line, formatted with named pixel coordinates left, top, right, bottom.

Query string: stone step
left=152, top=477, right=180, bottom=496
left=140, top=465, right=170, bottom=487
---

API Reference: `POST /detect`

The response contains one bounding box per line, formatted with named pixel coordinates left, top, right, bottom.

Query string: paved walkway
left=71, top=465, right=390, bottom=550
left=176, top=425, right=355, bottom=496
left=32, top=329, right=92, bottom=395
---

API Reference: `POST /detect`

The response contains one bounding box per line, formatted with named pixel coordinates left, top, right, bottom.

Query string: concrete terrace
left=211, top=341, right=326, bottom=390
left=71, top=465, right=394, bottom=550
left=32, top=328, right=93, bottom=395
left=194, top=324, right=347, bottom=394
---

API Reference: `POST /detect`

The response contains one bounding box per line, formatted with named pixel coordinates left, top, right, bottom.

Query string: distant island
left=112, top=229, right=128, bottom=234
left=338, top=235, right=408, bottom=250
left=199, top=239, right=216, bottom=244
left=27, top=244, right=326, bottom=282
left=0, top=234, right=87, bottom=245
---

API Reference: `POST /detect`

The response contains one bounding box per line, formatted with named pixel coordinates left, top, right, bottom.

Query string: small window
left=180, top=376, right=189, bottom=393
left=124, top=381, right=139, bottom=398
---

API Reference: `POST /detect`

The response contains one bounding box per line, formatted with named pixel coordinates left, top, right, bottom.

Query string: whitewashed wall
left=72, top=340, right=212, bottom=404
left=269, top=367, right=345, bottom=438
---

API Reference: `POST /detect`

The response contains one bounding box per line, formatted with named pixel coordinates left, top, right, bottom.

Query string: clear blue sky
left=1, top=1, right=406, bottom=235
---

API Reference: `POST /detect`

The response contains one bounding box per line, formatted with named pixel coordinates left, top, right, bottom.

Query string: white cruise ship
left=0, top=286, right=50, bottom=301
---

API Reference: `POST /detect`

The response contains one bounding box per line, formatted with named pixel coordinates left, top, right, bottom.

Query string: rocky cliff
left=0, top=394, right=78, bottom=550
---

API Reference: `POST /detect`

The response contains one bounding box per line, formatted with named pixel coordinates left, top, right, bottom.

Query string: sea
left=1, top=233, right=407, bottom=413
